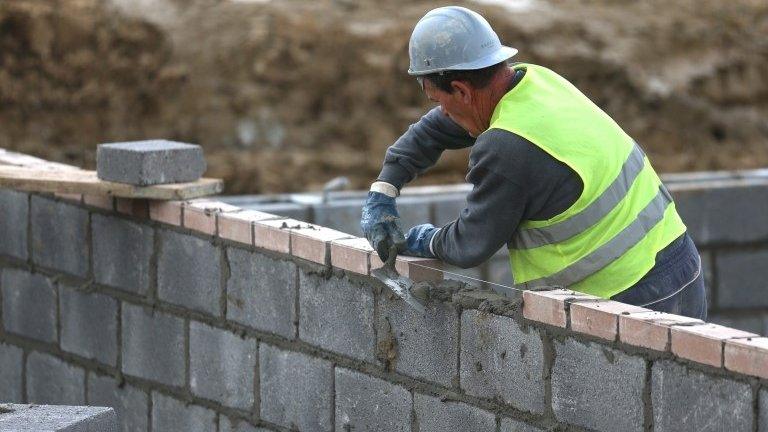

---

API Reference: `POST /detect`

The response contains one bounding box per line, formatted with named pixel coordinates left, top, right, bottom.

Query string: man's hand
left=361, top=191, right=406, bottom=262
left=404, top=223, right=438, bottom=258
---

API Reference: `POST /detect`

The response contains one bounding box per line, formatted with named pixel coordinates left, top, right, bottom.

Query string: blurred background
left=1, top=0, right=767, bottom=194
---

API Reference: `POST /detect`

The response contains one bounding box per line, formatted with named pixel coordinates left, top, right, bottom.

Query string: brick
left=151, top=392, right=216, bottom=432
left=395, top=256, right=443, bottom=282
left=724, top=337, right=768, bottom=379
left=83, top=194, right=114, bottom=210
left=652, top=359, right=753, bottom=431
left=0, top=342, right=24, bottom=402
left=218, top=209, right=278, bottom=245
left=30, top=195, right=89, bottom=277
left=414, top=393, right=495, bottom=432
left=377, top=291, right=458, bottom=386
left=88, top=373, right=149, bottom=432
left=330, top=237, right=372, bottom=275
left=1, top=268, right=57, bottom=343
left=226, top=248, right=296, bottom=338
left=158, top=229, right=222, bottom=316
left=253, top=218, right=296, bottom=254
left=570, top=300, right=649, bottom=341
left=522, top=289, right=596, bottom=328
left=55, top=192, right=83, bottom=203
left=93, top=214, right=154, bottom=295
left=115, top=198, right=150, bottom=218
left=460, top=310, right=546, bottom=414
left=299, top=271, right=375, bottom=362
left=26, top=352, right=85, bottom=405
left=59, top=285, right=118, bottom=366
left=290, top=224, right=352, bottom=265
left=0, top=188, right=29, bottom=260
left=190, top=321, right=256, bottom=409
left=500, top=418, right=546, bottom=432
left=619, top=311, right=703, bottom=351
left=760, top=389, right=768, bottom=432
left=671, top=323, right=757, bottom=367
left=335, top=368, right=411, bottom=432
left=0, top=404, right=117, bottom=431
left=183, top=200, right=240, bottom=235
left=121, top=303, right=185, bottom=387
left=97, top=140, right=205, bottom=185
left=552, top=338, right=645, bottom=432
left=715, top=249, right=768, bottom=308
left=219, top=416, right=271, bottom=432
left=259, top=343, right=333, bottom=431
left=149, top=200, right=183, bottom=226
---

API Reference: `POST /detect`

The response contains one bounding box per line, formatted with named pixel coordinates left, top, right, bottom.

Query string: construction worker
left=360, top=6, right=707, bottom=319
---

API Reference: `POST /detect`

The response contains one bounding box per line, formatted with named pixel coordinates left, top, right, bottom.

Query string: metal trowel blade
left=371, top=246, right=427, bottom=313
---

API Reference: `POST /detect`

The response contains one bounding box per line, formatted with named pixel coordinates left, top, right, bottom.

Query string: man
left=360, top=6, right=707, bottom=319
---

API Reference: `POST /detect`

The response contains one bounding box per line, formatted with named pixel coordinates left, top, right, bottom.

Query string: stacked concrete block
left=30, top=196, right=89, bottom=277
left=59, top=285, right=118, bottom=365
left=92, top=214, right=154, bottom=295
left=500, top=418, right=546, bottom=432
left=1, top=268, right=57, bottom=343
left=0, top=343, right=23, bottom=402
left=26, top=352, right=86, bottom=406
left=760, top=389, right=768, bottom=432
left=0, top=404, right=117, bottom=432
left=334, top=368, right=412, bottom=432
left=414, top=394, right=496, bottom=432
left=96, top=140, right=206, bottom=185
left=151, top=392, right=217, bottom=432
left=87, top=374, right=149, bottom=432
left=121, top=304, right=185, bottom=387
left=715, top=248, right=768, bottom=308
left=0, top=188, right=28, bottom=260
left=219, top=416, right=271, bottom=432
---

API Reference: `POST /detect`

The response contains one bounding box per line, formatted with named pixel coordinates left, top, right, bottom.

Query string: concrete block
left=377, top=293, right=458, bottom=387
left=190, top=321, right=256, bottom=409
left=149, top=201, right=183, bottom=226
left=121, top=303, right=185, bottom=387
left=396, top=195, right=432, bottom=232
left=1, top=268, right=57, bottom=343
left=670, top=323, right=756, bottom=367
left=299, top=271, right=375, bottom=362
left=93, top=214, right=154, bottom=295
left=226, top=248, right=296, bottom=338
left=259, top=343, right=333, bottom=431
left=414, top=393, right=495, bottom=432
left=151, top=392, right=216, bottom=432
left=158, top=229, right=222, bottom=316
left=0, top=404, right=117, bottom=432
left=500, top=418, right=546, bottom=432
left=30, top=195, right=89, bottom=277
left=552, top=338, right=645, bottom=432
left=96, top=140, right=206, bottom=185
left=335, top=368, right=411, bottom=432
left=708, top=313, right=764, bottom=335
left=219, top=416, right=271, bottom=432
left=652, top=359, right=753, bottom=431
left=430, top=193, right=467, bottom=226
left=83, top=194, right=115, bottom=210
left=312, top=199, right=364, bottom=236
left=87, top=373, right=149, bottom=432
left=760, top=388, right=768, bottom=432
left=715, top=249, right=768, bottom=308
left=724, top=337, right=768, bottom=379
left=0, top=188, right=28, bottom=260
left=460, top=310, right=546, bottom=414
left=487, top=253, right=514, bottom=289
left=26, top=352, right=85, bottom=405
left=441, top=263, right=484, bottom=285
left=0, top=343, right=23, bottom=402
left=247, top=201, right=311, bottom=222
left=60, top=285, right=118, bottom=366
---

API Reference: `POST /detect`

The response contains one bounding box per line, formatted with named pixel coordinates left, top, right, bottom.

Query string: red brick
left=218, top=210, right=278, bottom=245
left=570, top=300, right=649, bottom=341
left=330, top=237, right=372, bottom=275
left=394, top=255, right=442, bottom=282
left=183, top=200, right=240, bottom=235
left=522, top=289, right=596, bottom=328
left=671, top=323, right=758, bottom=367
left=618, top=311, right=703, bottom=351
left=290, top=225, right=353, bottom=265
left=83, top=194, right=114, bottom=210
left=253, top=218, right=299, bottom=254
left=55, top=193, right=83, bottom=204
left=724, top=337, right=768, bottom=379
left=115, top=198, right=149, bottom=218
left=149, top=201, right=183, bottom=226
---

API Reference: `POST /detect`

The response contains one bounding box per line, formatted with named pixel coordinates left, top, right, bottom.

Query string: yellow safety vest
left=489, top=64, right=687, bottom=298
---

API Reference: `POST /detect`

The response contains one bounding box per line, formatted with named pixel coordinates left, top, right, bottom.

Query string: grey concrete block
left=396, top=195, right=433, bottom=232
left=121, top=303, right=185, bottom=387
left=552, top=338, right=645, bottom=432
left=486, top=254, right=514, bottom=291
left=0, top=404, right=117, bottom=432
left=60, top=285, right=118, bottom=366
left=335, top=368, right=412, bottom=432
left=30, top=195, right=89, bottom=277
left=87, top=373, right=149, bottom=432
left=158, top=229, right=222, bottom=316
left=442, top=263, right=484, bottom=285
left=259, top=343, right=333, bottom=432
left=190, top=321, right=256, bottom=409
left=93, top=214, right=153, bottom=295
left=430, top=193, right=467, bottom=227
left=226, top=248, right=296, bottom=338
left=26, top=352, right=85, bottom=405
left=0, top=343, right=23, bottom=402
left=312, top=199, right=363, bottom=236
left=460, top=310, right=545, bottom=414
left=500, top=418, right=546, bottom=432
left=414, top=393, right=495, bottom=432
left=245, top=201, right=311, bottom=222
left=97, top=140, right=206, bottom=186
left=219, top=416, right=272, bottom=432
left=151, top=392, right=216, bottom=432
left=1, top=268, right=57, bottom=343
left=0, top=188, right=28, bottom=260
left=377, top=292, right=458, bottom=387
left=708, top=313, right=764, bottom=335
left=652, top=360, right=753, bottom=432
left=715, top=249, right=768, bottom=308
left=760, top=388, right=767, bottom=432
left=299, top=271, right=375, bottom=362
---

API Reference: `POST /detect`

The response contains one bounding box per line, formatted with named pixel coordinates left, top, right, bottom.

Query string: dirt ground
left=1, top=0, right=766, bottom=194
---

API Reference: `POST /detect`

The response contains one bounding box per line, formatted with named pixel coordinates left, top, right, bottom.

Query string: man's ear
left=450, top=80, right=473, bottom=104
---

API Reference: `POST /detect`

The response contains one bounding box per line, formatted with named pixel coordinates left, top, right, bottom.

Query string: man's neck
left=475, top=66, right=516, bottom=131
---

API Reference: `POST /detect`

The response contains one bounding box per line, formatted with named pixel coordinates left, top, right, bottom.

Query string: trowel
left=371, top=245, right=428, bottom=313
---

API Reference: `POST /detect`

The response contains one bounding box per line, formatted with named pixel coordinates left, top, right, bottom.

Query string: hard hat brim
left=408, top=45, right=518, bottom=76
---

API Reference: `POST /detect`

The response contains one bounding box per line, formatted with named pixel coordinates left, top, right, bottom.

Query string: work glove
left=404, top=223, right=438, bottom=258
left=361, top=190, right=406, bottom=262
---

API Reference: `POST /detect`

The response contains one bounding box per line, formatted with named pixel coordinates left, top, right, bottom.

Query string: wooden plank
left=0, top=166, right=224, bottom=200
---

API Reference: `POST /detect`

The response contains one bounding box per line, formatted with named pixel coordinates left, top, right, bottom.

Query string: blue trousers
left=611, top=233, right=707, bottom=320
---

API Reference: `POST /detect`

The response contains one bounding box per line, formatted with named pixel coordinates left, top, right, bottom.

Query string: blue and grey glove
left=361, top=186, right=406, bottom=262
left=404, top=223, right=438, bottom=258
